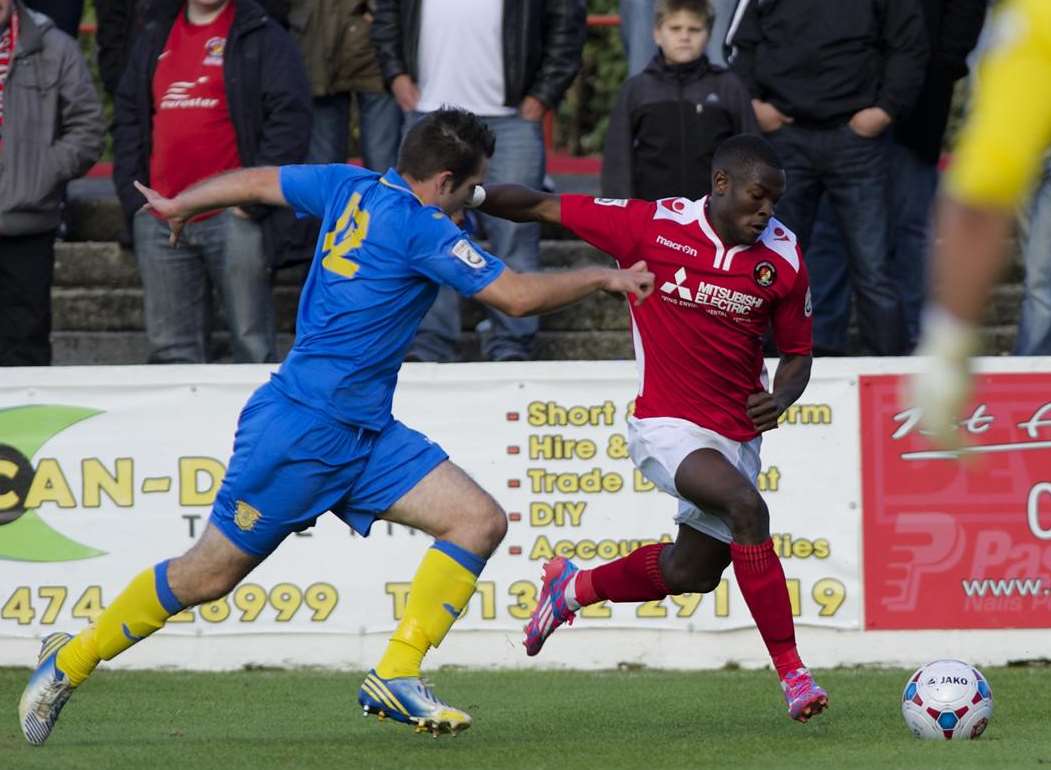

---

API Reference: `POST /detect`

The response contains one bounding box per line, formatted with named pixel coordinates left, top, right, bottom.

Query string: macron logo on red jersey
left=656, top=234, right=698, bottom=257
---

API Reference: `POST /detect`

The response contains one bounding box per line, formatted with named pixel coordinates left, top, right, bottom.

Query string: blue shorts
left=210, top=383, right=448, bottom=557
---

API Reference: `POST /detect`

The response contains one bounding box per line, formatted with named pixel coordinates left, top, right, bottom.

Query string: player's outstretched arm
left=134, top=167, right=287, bottom=245
left=475, top=261, right=654, bottom=318
left=746, top=353, right=812, bottom=433
left=475, top=184, right=562, bottom=225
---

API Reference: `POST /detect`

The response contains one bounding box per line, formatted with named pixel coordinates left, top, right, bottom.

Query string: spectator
left=729, top=0, right=928, bottom=355
left=1015, top=156, right=1051, bottom=355
left=372, top=0, right=586, bottom=363
left=113, top=0, right=311, bottom=364
left=602, top=0, right=757, bottom=201
left=23, top=0, right=82, bottom=38
left=96, top=0, right=290, bottom=101
left=0, top=0, right=103, bottom=366
left=802, top=0, right=987, bottom=353
left=289, top=0, right=400, bottom=170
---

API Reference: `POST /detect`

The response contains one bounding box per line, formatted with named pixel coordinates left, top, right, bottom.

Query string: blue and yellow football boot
left=19, top=633, right=75, bottom=746
left=358, top=669, right=472, bottom=736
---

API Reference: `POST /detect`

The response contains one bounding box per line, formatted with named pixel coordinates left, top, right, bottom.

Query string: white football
left=901, top=659, right=993, bottom=740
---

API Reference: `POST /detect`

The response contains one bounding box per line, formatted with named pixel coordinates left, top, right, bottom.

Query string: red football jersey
left=561, top=194, right=812, bottom=442
left=150, top=2, right=240, bottom=220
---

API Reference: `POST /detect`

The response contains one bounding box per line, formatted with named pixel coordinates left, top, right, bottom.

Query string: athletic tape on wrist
left=465, top=185, right=486, bottom=209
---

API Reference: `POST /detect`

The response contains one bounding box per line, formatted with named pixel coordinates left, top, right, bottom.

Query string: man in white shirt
left=372, top=0, right=586, bottom=362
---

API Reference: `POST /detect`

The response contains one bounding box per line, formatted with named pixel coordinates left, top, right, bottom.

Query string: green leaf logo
left=0, top=405, right=107, bottom=562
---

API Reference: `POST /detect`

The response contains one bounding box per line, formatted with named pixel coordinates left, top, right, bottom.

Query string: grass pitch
left=2, top=666, right=1049, bottom=769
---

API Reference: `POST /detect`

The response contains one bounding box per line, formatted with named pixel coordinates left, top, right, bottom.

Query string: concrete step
left=50, top=330, right=633, bottom=366
left=52, top=241, right=1023, bottom=333
left=65, top=179, right=127, bottom=244
left=50, top=235, right=1026, bottom=362
left=52, top=240, right=613, bottom=287
left=979, top=325, right=1019, bottom=356
left=51, top=331, right=294, bottom=365
left=983, top=285, right=1023, bottom=327
left=50, top=285, right=630, bottom=335
left=63, top=179, right=585, bottom=243
left=53, top=324, right=1016, bottom=365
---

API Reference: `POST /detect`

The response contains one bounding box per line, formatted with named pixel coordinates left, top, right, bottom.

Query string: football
left=901, top=659, right=993, bottom=740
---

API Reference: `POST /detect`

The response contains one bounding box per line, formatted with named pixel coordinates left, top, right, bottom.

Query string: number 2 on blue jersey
left=322, top=192, right=370, bottom=279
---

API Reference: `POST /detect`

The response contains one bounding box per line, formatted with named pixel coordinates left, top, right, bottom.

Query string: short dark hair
left=397, top=107, right=496, bottom=189
left=712, top=134, right=783, bottom=180
left=655, top=0, right=714, bottom=29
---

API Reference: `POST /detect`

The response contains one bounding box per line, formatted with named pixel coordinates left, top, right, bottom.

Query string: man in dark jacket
left=371, top=0, right=586, bottom=362
left=728, top=0, right=928, bottom=355
left=602, top=0, right=758, bottom=200
left=0, top=0, right=103, bottom=365
left=802, top=0, right=987, bottom=353
left=113, top=0, right=310, bottom=364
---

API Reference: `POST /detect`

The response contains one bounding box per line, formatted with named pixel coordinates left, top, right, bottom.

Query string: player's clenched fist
left=746, top=391, right=785, bottom=433
left=604, top=260, right=655, bottom=306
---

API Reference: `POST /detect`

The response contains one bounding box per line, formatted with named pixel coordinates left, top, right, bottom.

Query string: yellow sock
left=57, top=561, right=184, bottom=687
left=375, top=541, right=484, bottom=679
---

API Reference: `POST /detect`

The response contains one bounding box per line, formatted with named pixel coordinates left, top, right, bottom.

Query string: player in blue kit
left=19, top=108, right=655, bottom=744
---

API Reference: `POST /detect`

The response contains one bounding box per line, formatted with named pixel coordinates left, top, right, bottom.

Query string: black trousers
left=0, top=231, right=56, bottom=366
left=24, top=0, right=85, bottom=38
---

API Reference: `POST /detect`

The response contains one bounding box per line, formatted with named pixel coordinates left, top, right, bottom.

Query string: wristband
left=465, top=185, right=486, bottom=209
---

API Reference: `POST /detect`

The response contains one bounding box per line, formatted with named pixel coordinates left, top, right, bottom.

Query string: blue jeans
left=1015, top=157, right=1051, bottom=355
left=405, top=112, right=545, bottom=361
left=767, top=124, right=907, bottom=355
left=308, top=91, right=403, bottom=171
left=619, top=0, right=657, bottom=77
left=133, top=210, right=276, bottom=363
left=806, top=141, right=937, bottom=352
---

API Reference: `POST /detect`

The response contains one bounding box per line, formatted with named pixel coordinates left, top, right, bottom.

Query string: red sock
left=730, top=539, right=803, bottom=679
left=575, top=543, right=670, bottom=606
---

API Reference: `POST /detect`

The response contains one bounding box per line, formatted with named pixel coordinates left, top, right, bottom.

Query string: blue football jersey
left=270, top=165, right=506, bottom=430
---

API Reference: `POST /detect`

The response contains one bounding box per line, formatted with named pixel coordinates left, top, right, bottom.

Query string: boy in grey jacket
left=602, top=0, right=756, bottom=201
left=0, top=0, right=103, bottom=365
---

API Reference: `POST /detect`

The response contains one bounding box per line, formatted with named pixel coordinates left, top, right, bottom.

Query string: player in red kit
left=477, top=135, right=827, bottom=722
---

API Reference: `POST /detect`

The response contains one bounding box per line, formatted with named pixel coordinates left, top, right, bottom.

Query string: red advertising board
left=861, top=373, right=1051, bottom=629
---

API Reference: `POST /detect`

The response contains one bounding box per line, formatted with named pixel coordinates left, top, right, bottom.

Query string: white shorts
left=627, top=416, right=762, bottom=544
